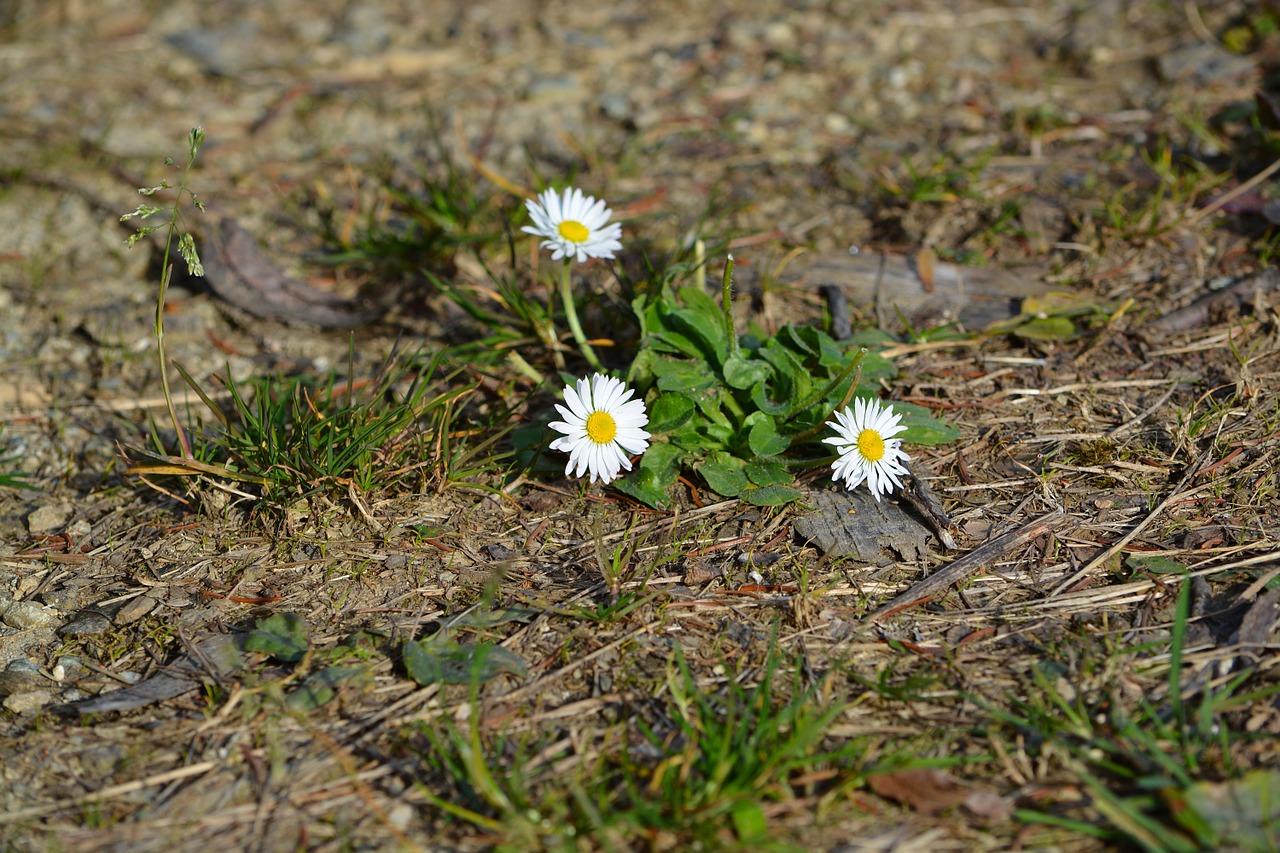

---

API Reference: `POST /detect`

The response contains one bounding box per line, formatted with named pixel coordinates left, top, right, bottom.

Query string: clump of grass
left=128, top=347, right=508, bottom=513
left=986, top=577, right=1280, bottom=850
left=405, top=637, right=863, bottom=849
left=309, top=108, right=495, bottom=274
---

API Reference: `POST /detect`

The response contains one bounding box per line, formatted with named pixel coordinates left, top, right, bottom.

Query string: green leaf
left=613, top=473, right=670, bottom=508
left=723, top=353, right=771, bottom=390
left=746, top=414, right=790, bottom=456
left=731, top=800, right=768, bottom=842
left=1177, top=769, right=1280, bottom=852
left=1125, top=554, right=1189, bottom=575
left=780, top=324, right=844, bottom=368
left=744, top=456, right=793, bottom=487
left=750, top=381, right=791, bottom=417
left=615, top=442, right=681, bottom=508
left=648, top=392, right=697, bottom=433
left=245, top=612, right=309, bottom=663
left=668, top=308, right=726, bottom=364
left=891, top=400, right=962, bottom=445
left=742, top=483, right=803, bottom=506
left=668, top=422, right=715, bottom=452
left=1014, top=316, right=1078, bottom=341
left=852, top=349, right=896, bottom=382
left=403, top=640, right=527, bottom=685
left=446, top=607, right=541, bottom=629
left=676, top=285, right=724, bottom=319
left=759, top=339, right=807, bottom=398
left=845, top=328, right=898, bottom=348
left=697, top=451, right=749, bottom=497
left=285, top=665, right=372, bottom=712
left=652, top=357, right=717, bottom=393
left=650, top=328, right=706, bottom=359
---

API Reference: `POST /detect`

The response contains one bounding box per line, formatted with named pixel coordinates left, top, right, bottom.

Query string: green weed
left=310, top=108, right=495, bottom=273
left=120, top=126, right=206, bottom=458
left=617, top=257, right=958, bottom=507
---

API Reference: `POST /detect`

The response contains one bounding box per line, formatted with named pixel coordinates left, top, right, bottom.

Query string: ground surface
left=2, top=1, right=1280, bottom=851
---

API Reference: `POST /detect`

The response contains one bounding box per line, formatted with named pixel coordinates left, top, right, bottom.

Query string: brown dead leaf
left=867, top=768, right=970, bottom=815
left=201, top=218, right=391, bottom=329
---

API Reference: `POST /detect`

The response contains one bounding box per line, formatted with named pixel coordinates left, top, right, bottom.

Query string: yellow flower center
left=857, top=428, right=885, bottom=462
left=558, top=220, right=589, bottom=243
left=585, top=411, right=617, bottom=444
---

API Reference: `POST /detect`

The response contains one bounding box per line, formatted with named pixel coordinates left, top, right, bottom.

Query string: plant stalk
left=559, top=259, right=604, bottom=372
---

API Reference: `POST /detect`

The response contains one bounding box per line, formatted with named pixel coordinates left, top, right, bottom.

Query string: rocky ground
left=2, top=1, right=1279, bottom=850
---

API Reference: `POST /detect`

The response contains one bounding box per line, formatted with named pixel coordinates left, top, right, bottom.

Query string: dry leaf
left=867, top=768, right=970, bottom=814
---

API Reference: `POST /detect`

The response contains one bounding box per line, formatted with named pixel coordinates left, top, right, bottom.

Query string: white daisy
left=823, top=398, right=911, bottom=501
left=549, top=374, right=650, bottom=484
left=522, top=187, right=623, bottom=263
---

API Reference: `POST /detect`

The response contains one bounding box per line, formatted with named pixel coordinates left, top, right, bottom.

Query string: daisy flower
left=549, top=374, right=651, bottom=484
left=823, top=397, right=911, bottom=501
left=523, top=187, right=623, bottom=263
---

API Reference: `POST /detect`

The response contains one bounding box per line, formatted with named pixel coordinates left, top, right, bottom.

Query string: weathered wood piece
left=789, top=250, right=1051, bottom=329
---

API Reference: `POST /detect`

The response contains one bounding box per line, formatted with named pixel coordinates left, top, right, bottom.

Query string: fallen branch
left=867, top=511, right=1074, bottom=621
left=1143, top=268, right=1279, bottom=335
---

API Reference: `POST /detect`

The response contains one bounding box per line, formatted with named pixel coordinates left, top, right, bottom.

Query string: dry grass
left=4, top=1, right=1280, bottom=850
left=3, top=308, right=1279, bottom=850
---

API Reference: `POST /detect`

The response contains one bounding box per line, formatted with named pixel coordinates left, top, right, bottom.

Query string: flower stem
left=558, top=259, right=604, bottom=372
left=154, top=128, right=206, bottom=458
left=721, top=254, right=738, bottom=357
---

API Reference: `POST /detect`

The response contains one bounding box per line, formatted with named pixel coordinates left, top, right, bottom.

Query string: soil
left=2, top=0, right=1279, bottom=850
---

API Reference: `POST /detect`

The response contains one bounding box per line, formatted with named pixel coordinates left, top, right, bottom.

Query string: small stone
left=4, top=689, right=54, bottom=714
left=57, top=610, right=111, bottom=637
left=55, top=656, right=84, bottom=681
left=600, top=93, right=633, bottom=123
left=387, top=804, right=414, bottom=830
left=1, top=600, right=62, bottom=630
left=485, top=543, right=519, bottom=561
left=26, top=504, right=72, bottom=535
left=0, top=669, right=48, bottom=697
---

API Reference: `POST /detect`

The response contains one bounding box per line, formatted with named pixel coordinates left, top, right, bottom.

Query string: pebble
left=336, top=6, right=390, bottom=55
left=66, top=518, right=93, bottom=540
left=1157, top=43, right=1256, bottom=85
left=165, top=22, right=262, bottom=77
left=57, top=611, right=111, bottom=637
left=4, top=689, right=53, bottom=714
left=0, top=600, right=62, bottom=630
left=54, top=655, right=84, bottom=682
left=600, top=92, right=633, bottom=124
left=0, top=668, right=47, bottom=697
left=387, top=804, right=414, bottom=830
left=26, top=503, right=72, bottom=535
